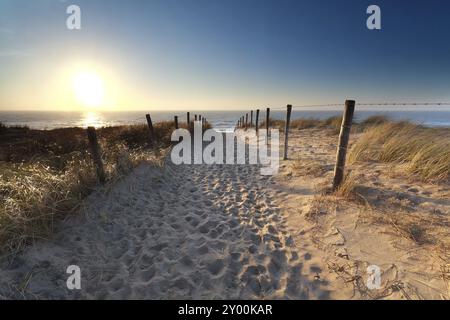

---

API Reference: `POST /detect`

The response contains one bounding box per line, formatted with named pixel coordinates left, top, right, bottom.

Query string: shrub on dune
left=349, top=121, right=450, bottom=182
left=0, top=123, right=171, bottom=253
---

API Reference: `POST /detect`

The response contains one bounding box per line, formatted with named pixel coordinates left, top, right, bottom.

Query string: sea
left=1, top=107, right=450, bottom=132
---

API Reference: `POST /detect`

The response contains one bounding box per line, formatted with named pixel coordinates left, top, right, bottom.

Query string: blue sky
left=1, top=0, right=450, bottom=110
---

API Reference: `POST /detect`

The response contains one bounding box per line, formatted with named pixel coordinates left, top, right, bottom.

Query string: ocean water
left=1, top=108, right=450, bottom=131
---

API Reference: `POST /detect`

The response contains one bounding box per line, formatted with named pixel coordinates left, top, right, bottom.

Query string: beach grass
left=260, top=115, right=343, bottom=133
left=349, top=121, right=450, bottom=182
left=0, top=122, right=175, bottom=253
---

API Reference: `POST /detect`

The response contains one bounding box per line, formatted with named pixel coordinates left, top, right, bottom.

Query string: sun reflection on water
left=81, top=111, right=105, bottom=128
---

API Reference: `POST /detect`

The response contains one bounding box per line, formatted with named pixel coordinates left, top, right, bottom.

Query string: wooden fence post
left=256, top=109, right=260, bottom=133
left=266, top=108, right=270, bottom=142
left=145, top=114, right=154, bottom=144
left=283, top=104, right=292, bottom=160
left=187, top=112, right=190, bottom=125
left=250, top=110, right=253, bottom=127
left=87, top=127, right=106, bottom=184
left=174, top=116, right=179, bottom=129
left=332, top=100, right=356, bottom=190
left=245, top=113, right=248, bottom=130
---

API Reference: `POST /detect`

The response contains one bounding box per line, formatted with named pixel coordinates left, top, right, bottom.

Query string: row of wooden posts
left=145, top=112, right=208, bottom=140
left=86, top=112, right=208, bottom=185
left=87, top=100, right=355, bottom=191
left=235, top=100, right=356, bottom=190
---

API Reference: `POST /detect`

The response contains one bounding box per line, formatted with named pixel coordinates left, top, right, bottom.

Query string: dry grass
left=303, top=195, right=337, bottom=220
left=349, top=121, right=450, bottom=182
left=331, top=171, right=450, bottom=248
left=260, top=115, right=343, bottom=134
left=290, top=118, right=327, bottom=131
left=333, top=173, right=360, bottom=199
left=259, top=118, right=285, bottom=131
left=359, top=115, right=389, bottom=128
left=331, top=173, right=369, bottom=205
left=291, top=159, right=329, bottom=177
left=322, top=116, right=343, bottom=134
left=0, top=122, right=173, bottom=254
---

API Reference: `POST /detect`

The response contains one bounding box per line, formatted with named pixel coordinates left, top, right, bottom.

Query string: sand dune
left=0, top=128, right=448, bottom=299
left=277, top=128, right=450, bottom=300
left=0, top=135, right=328, bottom=299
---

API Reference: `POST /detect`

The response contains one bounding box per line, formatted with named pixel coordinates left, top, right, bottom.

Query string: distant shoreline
left=1, top=109, right=450, bottom=130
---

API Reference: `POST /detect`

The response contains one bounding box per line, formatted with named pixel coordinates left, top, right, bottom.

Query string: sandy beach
left=0, top=127, right=448, bottom=300
left=3, top=0, right=450, bottom=307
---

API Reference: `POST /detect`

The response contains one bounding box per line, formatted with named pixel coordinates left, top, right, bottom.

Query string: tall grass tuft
left=349, top=121, right=450, bottom=182
left=260, top=116, right=343, bottom=133
left=0, top=123, right=171, bottom=253
left=0, top=156, right=95, bottom=252
left=360, top=115, right=389, bottom=128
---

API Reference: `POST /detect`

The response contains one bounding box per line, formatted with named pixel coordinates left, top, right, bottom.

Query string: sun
left=72, top=71, right=105, bottom=108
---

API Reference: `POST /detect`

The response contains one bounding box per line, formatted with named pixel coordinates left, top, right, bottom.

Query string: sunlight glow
left=72, top=71, right=105, bottom=108
left=81, top=111, right=104, bottom=128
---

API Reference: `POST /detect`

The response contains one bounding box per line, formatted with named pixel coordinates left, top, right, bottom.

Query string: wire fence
left=268, top=102, right=450, bottom=110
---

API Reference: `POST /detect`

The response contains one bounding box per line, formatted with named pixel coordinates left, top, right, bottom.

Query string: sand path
left=0, top=134, right=331, bottom=299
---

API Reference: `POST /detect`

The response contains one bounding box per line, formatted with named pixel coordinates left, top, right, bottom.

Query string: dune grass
left=0, top=122, right=175, bottom=253
left=359, top=115, right=389, bottom=128
left=260, top=115, right=343, bottom=133
left=349, top=121, right=450, bottom=182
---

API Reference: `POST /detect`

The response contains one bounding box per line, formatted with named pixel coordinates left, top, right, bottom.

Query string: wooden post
left=332, top=100, right=356, bottom=190
left=256, top=109, right=260, bottom=133
left=187, top=112, right=190, bottom=125
left=174, top=116, right=179, bottom=129
left=87, top=127, right=106, bottom=184
left=145, top=114, right=154, bottom=144
left=245, top=113, right=248, bottom=130
left=250, top=110, right=253, bottom=127
left=266, top=108, right=270, bottom=142
left=283, top=105, right=292, bottom=160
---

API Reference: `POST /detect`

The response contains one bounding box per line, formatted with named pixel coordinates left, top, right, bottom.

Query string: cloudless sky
left=1, top=0, right=450, bottom=111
